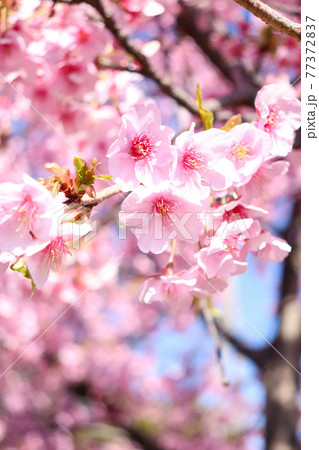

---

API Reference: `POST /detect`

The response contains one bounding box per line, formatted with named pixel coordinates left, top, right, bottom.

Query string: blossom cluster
left=108, top=83, right=300, bottom=310
left=0, top=82, right=300, bottom=313
left=0, top=173, right=91, bottom=289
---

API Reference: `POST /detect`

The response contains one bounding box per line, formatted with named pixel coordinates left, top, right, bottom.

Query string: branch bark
left=79, top=184, right=122, bottom=207
left=177, top=1, right=259, bottom=107
left=215, top=199, right=301, bottom=449
left=215, top=320, right=271, bottom=368
left=263, top=198, right=301, bottom=450
left=53, top=0, right=200, bottom=115
left=232, top=0, right=301, bottom=41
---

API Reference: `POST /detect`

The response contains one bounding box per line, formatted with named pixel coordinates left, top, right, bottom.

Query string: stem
left=79, top=184, right=122, bottom=207
left=232, top=0, right=301, bottom=41
left=200, top=298, right=229, bottom=386
left=168, top=239, right=177, bottom=266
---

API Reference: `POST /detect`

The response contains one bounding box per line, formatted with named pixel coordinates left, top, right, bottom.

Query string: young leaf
left=221, top=114, right=242, bottom=131
left=95, top=175, right=112, bottom=180
left=73, top=157, right=89, bottom=184
left=11, top=257, right=36, bottom=299
left=196, top=84, right=214, bottom=130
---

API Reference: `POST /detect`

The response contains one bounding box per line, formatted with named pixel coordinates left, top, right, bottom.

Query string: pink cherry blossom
left=196, top=218, right=261, bottom=279
left=119, top=182, right=208, bottom=254
left=0, top=28, right=26, bottom=75
left=172, top=124, right=233, bottom=193
left=0, top=252, right=16, bottom=276
left=53, top=55, right=97, bottom=100
left=238, top=159, right=290, bottom=202
left=138, top=269, right=198, bottom=311
left=25, top=222, right=92, bottom=288
left=107, top=103, right=175, bottom=191
left=0, top=174, right=65, bottom=255
left=254, top=83, right=301, bottom=156
left=219, top=123, right=273, bottom=186
left=244, top=230, right=291, bottom=263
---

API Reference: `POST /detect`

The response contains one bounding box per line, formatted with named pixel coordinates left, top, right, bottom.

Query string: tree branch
left=263, top=198, right=301, bottom=449
left=95, top=57, right=141, bottom=74
left=232, top=0, right=301, bottom=41
left=79, top=184, right=122, bottom=207
left=215, top=319, right=270, bottom=368
left=177, top=1, right=259, bottom=107
left=53, top=0, right=200, bottom=116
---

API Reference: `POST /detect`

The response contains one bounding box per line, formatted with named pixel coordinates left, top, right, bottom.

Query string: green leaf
left=11, top=257, right=36, bottom=299
left=196, top=84, right=214, bottom=130
left=73, top=157, right=90, bottom=183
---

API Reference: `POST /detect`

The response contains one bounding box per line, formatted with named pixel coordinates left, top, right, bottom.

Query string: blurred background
left=0, top=0, right=300, bottom=448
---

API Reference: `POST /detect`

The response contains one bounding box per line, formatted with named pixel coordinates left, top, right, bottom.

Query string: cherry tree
left=0, top=0, right=301, bottom=448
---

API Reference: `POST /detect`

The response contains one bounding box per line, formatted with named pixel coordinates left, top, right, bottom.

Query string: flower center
left=153, top=198, right=175, bottom=223
left=264, top=105, right=280, bottom=133
left=182, top=148, right=206, bottom=174
left=41, top=237, right=69, bottom=270
left=231, top=142, right=251, bottom=163
left=129, top=132, right=157, bottom=161
left=78, top=28, right=90, bottom=43
left=15, top=194, right=38, bottom=237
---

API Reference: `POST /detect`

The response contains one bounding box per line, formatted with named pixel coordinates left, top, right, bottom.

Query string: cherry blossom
left=172, top=124, right=234, bottom=193
left=25, top=222, right=92, bottom=289
left=0, top=174, right=64, bottom=255
left=0, top=252, right=16, bottom=275
left=107, top=103, right=175, bottom=191
left=138, top=268, right=198, bottom=311
left=215, top=123, right=273, bottom=186
left=244, top=230, right=292, bottom=263
left=196, top=218, right=261, bottom=279
left=254, top=83, right=301, bottom=156
left=119, top=182, right=208, bottom=254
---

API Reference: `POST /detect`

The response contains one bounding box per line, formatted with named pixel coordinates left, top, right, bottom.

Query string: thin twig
left=232, top=0, right=301, bottom=41
left=79, top=184, right=122, bottom=207
left=200, top=298, right=229, bottom=385
left=95, top=57, right=141, bottom=74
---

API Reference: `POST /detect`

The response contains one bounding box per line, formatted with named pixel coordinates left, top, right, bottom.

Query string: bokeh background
left=0, top=0, right=300, bottom=448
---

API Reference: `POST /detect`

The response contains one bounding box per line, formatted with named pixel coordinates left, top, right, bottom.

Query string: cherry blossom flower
left=138, top=269, right=197, bottom=311
left=25, top=222, right=92, bottom=288
left=196, top=218, right=261, bottom=279
left=0, top=174, right=65, bottom=255
left=244, top=230, right=291, bottom=262
left=254, top=83, right=301, bottom=156
left=172, top=124, right=234, bottom=193
left=221, top=123, right=273, bottom=186
left=0, top=252, right=16, bottom=276
left=53, top=55, right=97, bottom=100
left=107, top=103, right=175, bottom=191
left=0, top=28, right=26, bottom=75
left=119, top=182, right=208, bottom=254
left=238, top=160, right=290, bottom=202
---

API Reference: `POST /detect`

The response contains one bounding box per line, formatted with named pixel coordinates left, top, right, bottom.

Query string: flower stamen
left=130, top=132, right=157, bottom=161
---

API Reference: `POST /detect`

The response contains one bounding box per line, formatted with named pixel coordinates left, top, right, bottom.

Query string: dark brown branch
left=215, top=320, right=270, bottom=368
left=232, top=0, right=301, bottom=41
left=177, top=0, right=258, bottom=95
left=177, top=1, right=259, bottom=107
left=263, top=198, right=301, bottom=450
left=177, top=2, right=235, bottom=82
left=53, top=0, right=200, bottom=116
left=95, top=57, right=141, bottom=74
